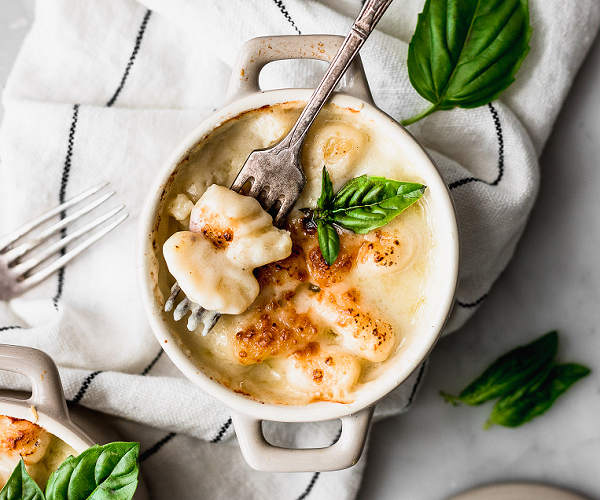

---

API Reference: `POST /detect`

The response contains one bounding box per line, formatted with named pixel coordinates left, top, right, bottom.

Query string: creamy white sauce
left=153, top=102, right=434, bottom=405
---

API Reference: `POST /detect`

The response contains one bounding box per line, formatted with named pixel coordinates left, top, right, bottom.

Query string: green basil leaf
left=405, top=0, right=531, bottom=123
left=0, top=460, right=45, bottom=500
left=329, top=175, right=426, bottom=234
left=317, top=166, right=334, bottom=210
left=485, top=363, right=591, bottom=428
left=316, top=219, right=340, bottom=266
left=440, top=331, right=558, bottom=406
left=45, top=442, right=139, bottom=500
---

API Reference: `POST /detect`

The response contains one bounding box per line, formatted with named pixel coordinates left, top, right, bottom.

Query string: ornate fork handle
left=280, top=0, right=394, bottom=155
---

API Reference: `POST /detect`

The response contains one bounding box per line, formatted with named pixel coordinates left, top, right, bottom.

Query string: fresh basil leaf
left=317, top=166, right=334, bottom=210
left=45, top=442, right=139, bottom=500
left=316, top=219, right=340, bottom=266
left=0, top=460, right=45, bottom=500
left=328, top=175, right=426, bottom=234
left=485, top=363, right=591, bottom=429
left=440, top=331, right=558, bottom=406
left=404, top=0, right=531, bottom=125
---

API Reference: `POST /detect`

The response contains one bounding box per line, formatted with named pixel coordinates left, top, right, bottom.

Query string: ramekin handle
left=0, top=344, right=70, bottom=420
left=225, top=35, right=374, bottom=105
left=232, top=406, right=374, bottom=472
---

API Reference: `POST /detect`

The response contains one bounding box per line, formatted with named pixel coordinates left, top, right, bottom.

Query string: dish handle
left=232, top=406, right=374, bottom=472
left=225, top=35, right=374, bottom=105
left=0, top=344, right=71, bottom=422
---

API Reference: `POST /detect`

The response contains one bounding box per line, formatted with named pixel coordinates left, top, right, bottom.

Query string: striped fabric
left=1, top=0, right=599, bottom=498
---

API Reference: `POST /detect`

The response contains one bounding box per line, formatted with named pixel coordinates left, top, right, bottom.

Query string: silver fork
left=0, top=183, right=127, bottom=301
left=166, top=0, right=394, bottom=334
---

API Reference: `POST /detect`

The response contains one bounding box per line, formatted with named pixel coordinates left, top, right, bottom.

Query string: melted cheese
left=280, top=343, right=361, bottom=402
left=357, top=228, right=420, bottom=275
left=303, top=120, right=368, bottom=187
left=156, top=102, right=434, bottom=405
left=312, top=287, right=395, bottom=363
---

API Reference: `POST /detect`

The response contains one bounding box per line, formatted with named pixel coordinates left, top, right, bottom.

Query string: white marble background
left=2, top=1, right=600, bottom=499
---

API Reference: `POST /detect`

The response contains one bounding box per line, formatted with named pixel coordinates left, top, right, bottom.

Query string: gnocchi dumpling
left=304, top=121, right=367, bottom=185
left=311, top=287, right=395, bottom=363
left=167, top=194, right=194, bottom=222
left=357, top=230, right=419, bottom=275
left=167, top=193, right=194, bottom=229
left=0, top=416, right=51, bottom=465
left=251, top=112, right=290, bottom=148
left=282, top=343, right=360, bottom=400
left=163, top=185, right=292, bottom=314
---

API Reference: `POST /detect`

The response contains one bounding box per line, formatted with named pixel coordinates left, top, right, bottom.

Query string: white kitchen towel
left=0, top=0, right=599, bottom=499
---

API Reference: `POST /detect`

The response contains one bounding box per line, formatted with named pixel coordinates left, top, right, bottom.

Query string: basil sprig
left=440, top=331, right=558, bottom=405
left=402, top=0, right=532, bottom=126
left=304, top=167, right=426, bottom=265
left=441, top=331, right=591, bottom=428
left=316, top=219, right=340, bottom=268
left=0, top=460, right=44, bottom=500
left=0, top=442, right=139, bottom=500
left=317, top=164, right=334, bottom=210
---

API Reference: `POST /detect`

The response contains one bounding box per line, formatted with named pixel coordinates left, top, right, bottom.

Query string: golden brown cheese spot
left=190, top=209, right=234, bottom=249
left=233, top=307, right=318, bottom=365
left=357, top=230, right=417, bottom=274
left=285, top=218, right=363, bottom=288
left=312, top=288, right=395, bottom=362
left=255, top=244, right=308, bottom=287
left=0, top=416, right=51, bottom=465
left=284, top=343, right=360, bottom=401
left=322, top=136, right=354, bottom=164
left=291, top=341, right=320, bottom=358
left=306, top=244, right=355, bottom=288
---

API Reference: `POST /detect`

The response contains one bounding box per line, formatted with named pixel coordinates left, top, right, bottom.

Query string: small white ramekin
left=138, top=35, right=459, bottom=473
left=0, top=345, right=148, bottom=498
left=0, top=344, right=94, bottom=456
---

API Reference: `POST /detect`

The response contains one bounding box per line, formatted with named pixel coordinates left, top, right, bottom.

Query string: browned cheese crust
left=0, top=416, right=50, bottom=465
left=189, top=208, right=234, bottom=249
left=231, top=216, right=394, bottom=371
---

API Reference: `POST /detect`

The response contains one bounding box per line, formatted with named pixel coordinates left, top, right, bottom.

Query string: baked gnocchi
left=154, top=102, right=434, bottom=405
left=163, top=185, right=292, bottom=314
left=0, top=416, right=76, bottom=489
left=281, top=343, right=361, bottom=401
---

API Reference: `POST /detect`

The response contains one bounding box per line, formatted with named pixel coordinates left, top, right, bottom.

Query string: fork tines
left=164, top=282, right=221, bottom=335
left=0, top=183, right=127, bottom=299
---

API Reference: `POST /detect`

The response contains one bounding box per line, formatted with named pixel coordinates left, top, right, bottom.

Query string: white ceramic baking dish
left=138, top=35, right=459, bottom=473
left=0, top=344, right=148, bottom=498
left=0, top=344, right=93, bottom=454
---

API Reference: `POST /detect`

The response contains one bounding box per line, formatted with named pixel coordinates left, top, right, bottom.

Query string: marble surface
left=2, top=3, right=600, bottom=500
left=0, top=0, right=33, bottom=122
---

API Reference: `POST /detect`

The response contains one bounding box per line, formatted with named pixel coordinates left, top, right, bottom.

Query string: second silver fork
left=166, top=0, right=394, bottom=334
left=0, top=183, right=127, bottom=301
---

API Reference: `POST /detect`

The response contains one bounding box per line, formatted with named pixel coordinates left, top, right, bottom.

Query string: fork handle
left=278, top=0, right=394, bottom=153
